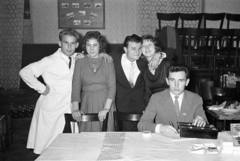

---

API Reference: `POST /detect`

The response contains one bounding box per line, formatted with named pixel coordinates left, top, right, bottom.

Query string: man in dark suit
left=111, top=34, right=147, bottom=131
left=138, top=64, right=207, bottom=134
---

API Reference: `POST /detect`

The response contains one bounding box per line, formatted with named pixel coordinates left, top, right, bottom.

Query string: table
left=206, top=109, right=240, bottom=131
left=36, top=132, right=239, bottom=161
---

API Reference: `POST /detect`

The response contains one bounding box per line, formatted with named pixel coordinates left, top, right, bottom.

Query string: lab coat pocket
left=40, top=92, right=59, bottom=112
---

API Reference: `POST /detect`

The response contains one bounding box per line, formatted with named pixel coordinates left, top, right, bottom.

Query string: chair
left=226, top=13, right=240, bottom=29
left=113, top=111, right=142, bottom=131
left=198, top=80, right=214, bottom=124
left=210, top=29, right=234, bottom=81
left=199, top=80, right=214, bottom=106
left=211, top=87, right=237, bottom=105
left=156, top=13, right=179, bottom=32
left=178, top=13, right=203, bottom=65
left=226, top=14, right=240, bottom=70
left=203, top=13, right=225, bottom=29
left=197, top=77, right=211, bottom=94
left=209, top=87, right=238, bottom=131
left=234, top=29, right=240, bottom=70
left=183, top=28, right=210, bottom=70
left=179, top=13, right=203, bottom=28
left=63, top=113, right=108, bottom=133
left=176, top=28, right=187, bottom=63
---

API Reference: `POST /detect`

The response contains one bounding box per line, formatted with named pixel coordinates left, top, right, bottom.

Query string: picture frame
left=58, top=0, right=105, bottom=29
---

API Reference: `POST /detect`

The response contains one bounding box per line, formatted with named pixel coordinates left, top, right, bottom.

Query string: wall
left=204, top=0, right=240, bottom=29
left=138, top=0, right=202, bottom=36
left=31, top=0, right=138, bottom=44
left=31, top=0, right=240, bottom=44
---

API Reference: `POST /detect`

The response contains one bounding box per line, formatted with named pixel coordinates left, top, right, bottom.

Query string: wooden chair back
left=203, top=13, right=225, bottom=29
left=180, top=13, right=203, bottom=28
left=63, top=113, right=108, bottom=133
left=113, top=111, right=142, bottom=131
left=226, top=13, right=240, bottom=29
left=157, top=13, right=180, bottom=30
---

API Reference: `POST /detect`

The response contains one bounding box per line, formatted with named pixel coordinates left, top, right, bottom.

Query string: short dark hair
left=82, top=31, right=106, bottom=53
left=167, top=64, right=190, bottom=79
left=59, top=28, right=80, bottom=41
left=123, top=34, right=142, bottom=48
left=141, top=35, right=162, bottom=53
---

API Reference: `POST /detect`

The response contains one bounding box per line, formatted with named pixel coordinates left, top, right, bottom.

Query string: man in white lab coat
left=19, top=28, right=80, bottom=154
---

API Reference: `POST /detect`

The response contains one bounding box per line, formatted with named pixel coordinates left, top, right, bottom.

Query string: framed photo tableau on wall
left=58, top=0, right=105, bottom=29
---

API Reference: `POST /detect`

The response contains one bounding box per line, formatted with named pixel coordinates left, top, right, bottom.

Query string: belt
left=82, top=84, right=107, bottom=91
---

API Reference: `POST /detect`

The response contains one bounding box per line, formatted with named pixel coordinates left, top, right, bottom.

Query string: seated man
left=138, top=64, right=208, bottom=134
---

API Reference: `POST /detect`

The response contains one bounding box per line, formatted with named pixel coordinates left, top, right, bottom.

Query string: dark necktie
left=174, top=96, right=180, bottom=118
left=69, top=57, right=72, bottom=69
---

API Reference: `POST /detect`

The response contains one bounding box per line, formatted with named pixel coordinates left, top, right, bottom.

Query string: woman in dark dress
left=141, top=35, right=174, bottom=105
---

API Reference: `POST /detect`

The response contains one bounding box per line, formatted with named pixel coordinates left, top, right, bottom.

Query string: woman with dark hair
left=142, top=35, right=174, bottom=104
left=71, top=31, right=116, bottom=131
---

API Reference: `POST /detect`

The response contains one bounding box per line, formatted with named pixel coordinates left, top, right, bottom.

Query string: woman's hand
left=99, top=52, right=113, bottom=63
left=148, top=52, right=166, bottom=70
left=72, top=110, right=84, bottom=122
left=75, top=51, right=85, bottom=60
left=98, top=108, right=109, bottom=121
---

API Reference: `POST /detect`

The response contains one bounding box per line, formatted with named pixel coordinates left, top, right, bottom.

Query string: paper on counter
left=208, top=101, right=226, bottom=110
left=190, top=143, right=220, bottom=155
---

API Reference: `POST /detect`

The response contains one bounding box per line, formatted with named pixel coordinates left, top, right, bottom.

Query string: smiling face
left=86, top=38, right=100, bottom=58
left=124, top=41, right=142, bottom=62
left=142, top=39, right=156, bottom=60
left=166, top=71, right=190, bottom=96
left=59, top=35, right=79, bottom=57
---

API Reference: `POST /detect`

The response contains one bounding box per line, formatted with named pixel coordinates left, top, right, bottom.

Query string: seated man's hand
left=192, top=116, right=206, bottom=127
left=72, top=110, right=84, bottom=122
left=160, top=125, right=178, bottom=134
left=99, top=52, right=113, bottom=63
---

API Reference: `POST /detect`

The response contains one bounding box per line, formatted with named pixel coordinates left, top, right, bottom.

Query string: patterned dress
left=72, top=56, right=116, bottom=131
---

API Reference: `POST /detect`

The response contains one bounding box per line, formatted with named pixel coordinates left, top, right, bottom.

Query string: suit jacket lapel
left=115, top=54, right=131, bottom=87
left=164, top=89, right=178, bottom=127
left=179, top=91, right=191, bottom=121
left=134, top=58, right=146, bottom=87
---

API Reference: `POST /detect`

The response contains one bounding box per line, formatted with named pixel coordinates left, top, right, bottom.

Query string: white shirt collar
left=121, top=53, right=140, bottom=86
left=169, top=91, right=184, bottom=110
left=58, top=48, right=77, bottom=62
left=122, top=53, right=136, bottom=64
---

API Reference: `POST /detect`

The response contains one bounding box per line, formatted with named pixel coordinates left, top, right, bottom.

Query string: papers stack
left=190, top=143, right=219, bottom=155
left=222, top=142, right=240, bottom=154
left=208, top=101, right=226, bottom=110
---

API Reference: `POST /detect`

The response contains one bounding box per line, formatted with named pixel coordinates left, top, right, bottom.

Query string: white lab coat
left=19, top=48, right=76, bottom=154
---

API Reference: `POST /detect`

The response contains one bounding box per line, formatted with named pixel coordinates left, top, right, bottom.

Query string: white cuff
left=155, top=124, right=162, bottom=133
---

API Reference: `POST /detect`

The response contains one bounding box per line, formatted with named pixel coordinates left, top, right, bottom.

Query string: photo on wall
left=58, top=0, right=105, bottom=29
